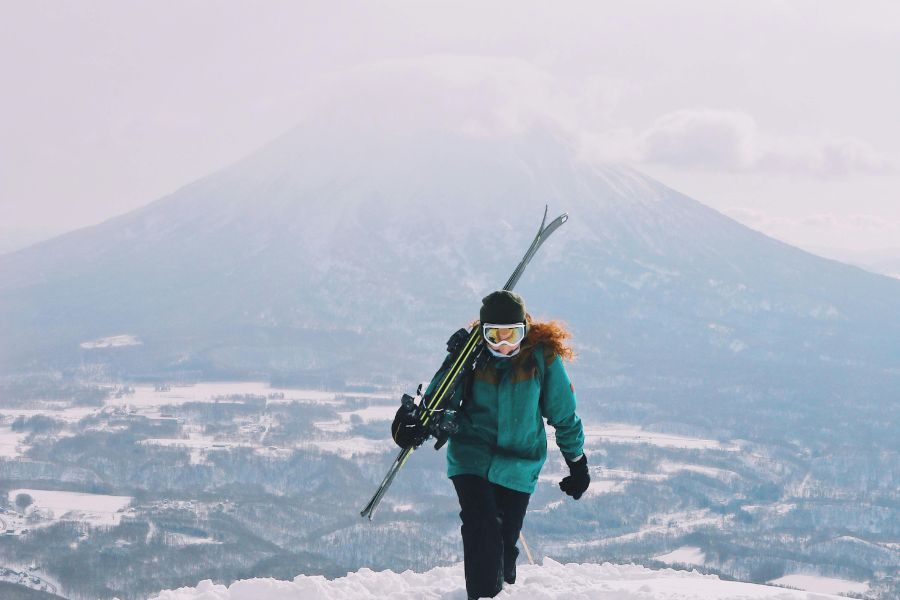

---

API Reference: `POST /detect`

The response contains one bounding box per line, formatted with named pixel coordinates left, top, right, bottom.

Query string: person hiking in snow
left=392, top=290, right=589, bottom=600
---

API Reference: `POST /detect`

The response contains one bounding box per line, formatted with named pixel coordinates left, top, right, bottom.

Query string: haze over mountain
left=2, top=109, right=900, bottom=389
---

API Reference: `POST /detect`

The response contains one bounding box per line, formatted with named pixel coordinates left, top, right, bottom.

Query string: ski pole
left=518, top=531, right=535, bottom=565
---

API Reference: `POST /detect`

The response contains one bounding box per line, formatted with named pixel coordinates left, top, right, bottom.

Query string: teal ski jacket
left=428, top=341, right=585, bottom=494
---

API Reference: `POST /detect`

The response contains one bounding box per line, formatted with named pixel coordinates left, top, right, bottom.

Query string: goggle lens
left=482, top=323, right=525, bottom=346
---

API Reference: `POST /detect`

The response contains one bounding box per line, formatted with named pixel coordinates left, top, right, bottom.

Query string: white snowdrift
left=148, top=559, right=846, bottom=600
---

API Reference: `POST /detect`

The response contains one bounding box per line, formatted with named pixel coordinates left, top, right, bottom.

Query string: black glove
left=559, top=454, right=590, bottom=500
left=391, top=396, right=428, bottom=449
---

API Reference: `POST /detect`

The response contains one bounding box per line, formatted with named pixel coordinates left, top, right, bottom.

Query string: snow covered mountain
left=2, top=121, right=899, bottom=390
left=149, top=560, right=851, bottom=600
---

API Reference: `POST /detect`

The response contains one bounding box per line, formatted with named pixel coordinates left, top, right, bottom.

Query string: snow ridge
left=148, top=559, right=846, bottom=600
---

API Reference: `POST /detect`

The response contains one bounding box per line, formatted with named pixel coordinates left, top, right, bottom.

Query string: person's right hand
left=391, top=401, right=428, bottom=449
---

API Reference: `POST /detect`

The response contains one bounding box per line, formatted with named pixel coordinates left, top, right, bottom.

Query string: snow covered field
left=3, top=381, right=739, bottom=467
left=658, top=461, right=739, bottom=481
left=564, top=509, right=728, bottom=550
left=8, top=489, right=133, bottom=526
left=0, top=406, right=97, bottom=422
left=80, top=334, right=142, bottom=349
left=768, top=574, right=869, bottom=596
left=653, top=545, right=706, bottom=566
left=0, top=427, right=29, bottom=458
left=312, top=403, right=400, bottom=433
left=0, top=406, right=96, bottom=458
left=0, top=564, right=59, bottom=596
left=110, top=381, right=388, bottom=411
left=148, top=559, right=848, bottom=600
left=2, top=381, right=398, bottom=463
left=533, top=476, right=624, bottom=512
left=298, top=436, right=396, bottom=458
left=582, top=423, right=739, bottom=451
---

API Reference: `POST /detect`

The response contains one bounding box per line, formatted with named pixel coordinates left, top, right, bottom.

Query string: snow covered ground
left=80, top=334, right=142, bottom=349
left=298, top=436, right=396, bottom=458
left=162, top=532, right=222, bottom=547
left=111, top=381, right=381, bottom=411
left=581, top=423, right=739, bottom=451
left=0, top=406, right=97, bottom=458
left=0, top=426, right=29, bottom=458
left=768, top=574, right=869, bottom=596
left=653, top=545, right=706, bottom=566
left=147, top=559, right=848, bottom=599
left=0, top=406, right=97, bottom=422
left=137, top=436, right=256, bottom=464
left=5, top=382, right=738, bottom=468
left=569, top=509, right=729, bottom=550
left=312, top=403, right=399, bottom=433
left=0, top=563, right=59, bottom=596
left=8, top=489, right=133, bottom=526
left=658, top=462, right=739, bottom=481
left=2, top=381, right=398, bottom=464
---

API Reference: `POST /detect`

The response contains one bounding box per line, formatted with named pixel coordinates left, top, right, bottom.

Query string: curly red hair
left=521, top=315, right=576, bottom=361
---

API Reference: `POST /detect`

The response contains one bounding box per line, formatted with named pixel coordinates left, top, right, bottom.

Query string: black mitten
left=391, top=397, right=428, bottom=449
left=559, top=454, right=590, bottom=500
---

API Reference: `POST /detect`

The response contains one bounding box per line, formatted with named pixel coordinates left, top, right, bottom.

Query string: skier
left=392, top=290, right=590, bottom=599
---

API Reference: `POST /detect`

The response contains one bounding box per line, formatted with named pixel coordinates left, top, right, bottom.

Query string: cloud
left=639, top=110, right=759, bottom=170
left=283, top=56, right=894, bottom=179
left=293, top=55, right=585, bottom=141
left=727, top=207, right=900, bottom=230
left=587, top=108, right=897, bottom=176
left=277, top=54, right=639, bottom=163
left=756, top=132, right=896, bottom=176
left=724, top=207, right=900, bottom=252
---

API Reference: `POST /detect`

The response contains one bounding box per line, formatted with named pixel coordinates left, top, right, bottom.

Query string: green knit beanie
left=480, top=290, right=526, bottom=324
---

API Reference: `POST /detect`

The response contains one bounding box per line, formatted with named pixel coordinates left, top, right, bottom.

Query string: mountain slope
left=2, top=124, right=899, bottom=388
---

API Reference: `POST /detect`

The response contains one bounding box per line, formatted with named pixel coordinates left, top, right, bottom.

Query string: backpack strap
left=534, top=343, right=546, bottom=411
left=533, top=343, right=546, bottom=383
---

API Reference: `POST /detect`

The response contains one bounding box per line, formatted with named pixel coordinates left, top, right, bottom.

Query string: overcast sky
left=3, top=1, right=900, bottom=257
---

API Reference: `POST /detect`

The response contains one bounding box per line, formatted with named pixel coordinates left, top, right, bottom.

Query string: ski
left=360, top=206, right=568, bottom=520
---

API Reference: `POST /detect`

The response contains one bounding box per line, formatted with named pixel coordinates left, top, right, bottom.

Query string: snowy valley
left=0, top=376, right=896, bottom=599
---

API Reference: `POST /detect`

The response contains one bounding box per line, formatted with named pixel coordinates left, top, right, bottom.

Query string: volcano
left=2, top=121, right=899, bottom=396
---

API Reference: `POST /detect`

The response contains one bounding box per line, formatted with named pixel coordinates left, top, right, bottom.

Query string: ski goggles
left=482, top=323, right=526, bottom=347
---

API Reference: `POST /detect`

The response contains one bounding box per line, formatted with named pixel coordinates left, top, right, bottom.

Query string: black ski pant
left=451, top=474, right=531, bottom=599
